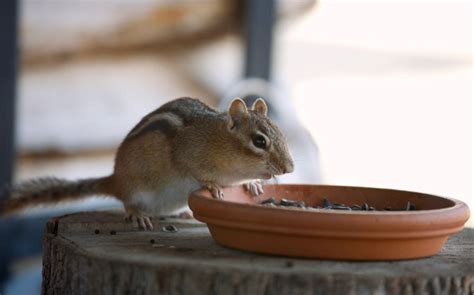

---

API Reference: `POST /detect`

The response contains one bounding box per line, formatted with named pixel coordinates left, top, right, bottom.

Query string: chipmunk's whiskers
left=267, top=163, right=280, bottom=175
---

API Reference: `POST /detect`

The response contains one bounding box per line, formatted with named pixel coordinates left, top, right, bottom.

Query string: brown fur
left=0, top=97, right=294, bottom=222
left=0, top=176, right=113, bottom=215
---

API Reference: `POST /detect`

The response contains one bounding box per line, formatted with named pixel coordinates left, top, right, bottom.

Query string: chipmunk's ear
left=228, top=98, right=248, bottom=129
left=251, top=98, right=268, bottom=116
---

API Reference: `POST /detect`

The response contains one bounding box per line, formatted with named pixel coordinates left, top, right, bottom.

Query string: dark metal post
left=0, top=1, right=18, bottom=288
left=243, top=0, right=275, bottom=81
left=0, top=0, right=17, bottom=191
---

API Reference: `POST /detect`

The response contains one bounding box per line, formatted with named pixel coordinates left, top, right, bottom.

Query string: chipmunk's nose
left=282, top=161, right=294, bottom=174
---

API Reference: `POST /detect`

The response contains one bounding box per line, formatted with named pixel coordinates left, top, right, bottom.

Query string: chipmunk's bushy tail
left=0, top=176, right=114, bottom=216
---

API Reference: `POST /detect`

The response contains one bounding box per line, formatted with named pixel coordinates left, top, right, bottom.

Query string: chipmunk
left=0, top=97, right=294, bottom=230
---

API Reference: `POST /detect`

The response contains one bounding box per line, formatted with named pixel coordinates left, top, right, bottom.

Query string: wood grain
left=42, top=211, right=474, bottom=295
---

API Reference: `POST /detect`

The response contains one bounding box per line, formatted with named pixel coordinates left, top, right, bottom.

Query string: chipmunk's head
left=225, top=98, right=294, bottom=181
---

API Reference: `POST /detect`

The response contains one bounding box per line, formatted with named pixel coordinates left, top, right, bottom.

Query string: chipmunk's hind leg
left=124, top=204, right=154, bottom=230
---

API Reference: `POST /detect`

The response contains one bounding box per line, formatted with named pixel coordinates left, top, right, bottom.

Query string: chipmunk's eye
left=252, top=134, right=267, bottom=149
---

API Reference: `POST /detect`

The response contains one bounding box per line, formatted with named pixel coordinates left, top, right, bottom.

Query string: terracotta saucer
left=188, top=184, right=470, bottom=260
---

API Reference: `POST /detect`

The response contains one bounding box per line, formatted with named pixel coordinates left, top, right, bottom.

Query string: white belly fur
left=130, top=177, right=200, bottom=215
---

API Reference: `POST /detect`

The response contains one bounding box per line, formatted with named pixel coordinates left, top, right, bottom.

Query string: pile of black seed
left=260, top=197, right=416, bottom=211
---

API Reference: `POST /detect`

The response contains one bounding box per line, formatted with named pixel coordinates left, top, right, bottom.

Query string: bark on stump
left=42, top=211, right=474, bottom=295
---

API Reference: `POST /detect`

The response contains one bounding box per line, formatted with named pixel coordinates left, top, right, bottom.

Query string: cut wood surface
left=42, top=211, right=474, bottom=295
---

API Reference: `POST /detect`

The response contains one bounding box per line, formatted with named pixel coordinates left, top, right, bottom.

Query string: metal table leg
left=243, top=0, right=274, bottom=81
left=0, top=0, right=17, bottom=191
left=0, top=0, right=18, bottom=290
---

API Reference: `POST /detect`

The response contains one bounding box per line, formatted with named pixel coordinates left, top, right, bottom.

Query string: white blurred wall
left=278, top=0, right=472, bottom=223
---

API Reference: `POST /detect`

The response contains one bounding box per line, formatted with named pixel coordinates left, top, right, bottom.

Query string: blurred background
left=0, top=0, right=472, bottom=294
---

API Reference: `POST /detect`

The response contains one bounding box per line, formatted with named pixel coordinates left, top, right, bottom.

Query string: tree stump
left=42, top=211, right=474, bottom=295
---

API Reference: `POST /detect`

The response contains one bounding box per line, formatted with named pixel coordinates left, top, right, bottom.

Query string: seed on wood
left=94, top=229, right=100, bottom=234
left=150, top=239, right=155, bottom=244
left=162, top=225, right=178, bottom=233
left=110, top=230, right=116, bottom=235
left=285, top=261, right=294, bottom=268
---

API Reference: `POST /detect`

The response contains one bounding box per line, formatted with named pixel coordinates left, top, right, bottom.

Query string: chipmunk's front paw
left=124, top=208, right=154, bottom=230
left=244, top=180, right=264, bottom=196
left=204, top=183, right=224, bottom=199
